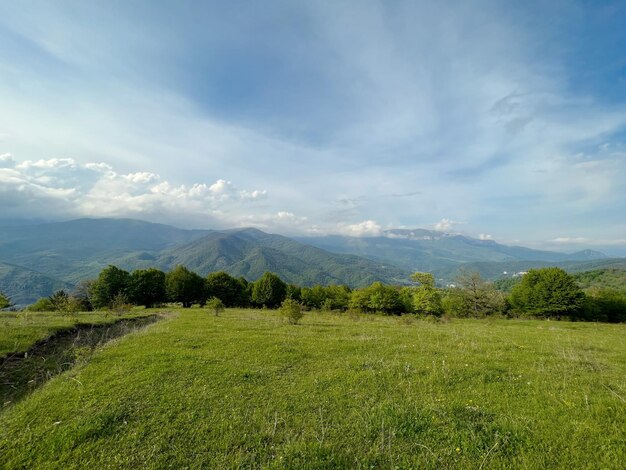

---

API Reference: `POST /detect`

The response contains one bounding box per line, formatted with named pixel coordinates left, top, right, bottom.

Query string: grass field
left=1, top=309, right=625, bottom=468
left=0, top=310, right=154, bottom=357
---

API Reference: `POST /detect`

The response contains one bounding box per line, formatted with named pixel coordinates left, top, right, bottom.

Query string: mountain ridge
left=0, top=218, right=619, bottom=307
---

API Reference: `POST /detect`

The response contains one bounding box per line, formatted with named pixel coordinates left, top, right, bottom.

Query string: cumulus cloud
left=1, top=2, right=625, bottom=248
left=0, top=156, right=268, bottom=228
left=478, top=233, right=493, bottom=240
left=551, top=237, right=589, bottom=244
left=433, top=218, right=463, bottom=233
left=339, top=220, right=383, bottom=237
left=0, top=153, right=15, bottom=168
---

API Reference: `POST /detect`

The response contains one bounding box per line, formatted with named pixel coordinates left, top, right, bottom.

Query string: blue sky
left=0, top=0, right=625, bottom=254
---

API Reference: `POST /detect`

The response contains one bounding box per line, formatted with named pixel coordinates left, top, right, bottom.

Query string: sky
left=0, top=0, right=625, bottom=254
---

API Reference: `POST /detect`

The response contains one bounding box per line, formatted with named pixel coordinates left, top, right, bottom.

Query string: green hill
left=299, top=230, right=608, bottom=274
left=0, top=220, right=410, bottom=304
left=0, top=218, right=621, bottom=305
left=0, top=218, right=211, bottom=284
left=0, top=261, right=71, bottom=307
left=157, top=228, right=408, bottom=287
left=574, top=268, right=626, bottom=293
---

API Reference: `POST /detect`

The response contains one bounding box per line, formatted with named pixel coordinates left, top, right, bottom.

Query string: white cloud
left=433, top=218, right=463, bottom=232
left=0, top=2, right=625, bottom=247
left=0, top=156, right=269, bottom=228
left=478, top=233, right=493, bottom=240
left=551, top=237, right=588, bottom=243
left=0, top=153, right=15, bottom=168
left=339, top=220, right=383, bottom=237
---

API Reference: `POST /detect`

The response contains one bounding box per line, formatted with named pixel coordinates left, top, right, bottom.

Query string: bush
left=27, top=297, right=55, bottom=312
left=279, top=298, right=304, bottom=325
left=580, top=288, right=626, bottom=323
left=206, top=297, right=225, bottom=316
left=111, top=293, right=132, bottom=315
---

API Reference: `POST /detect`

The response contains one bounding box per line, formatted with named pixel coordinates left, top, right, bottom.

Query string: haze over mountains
left=0, top=218, right=623, bottom=306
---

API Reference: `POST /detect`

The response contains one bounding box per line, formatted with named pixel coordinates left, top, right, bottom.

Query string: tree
left=49, top=290, right=70, bottom=311
left=444, top=272, right=505, bottom=318
left=581, top=288, right=626, bottom=323
left=129, top=268, right=166, bottom=308
left=48, top=290, right=82, bottom=314
left=410, top=272, right=436, bottom=288
left=365, top=282, right=403, bottom=314
left=410, top=272, right=443, bottom=316
left=206, top=297, right=225, bottom=316
left=206, top=271, right=245, bottom=307
left=348, top=288, right=371, bottom=312
left=237, top=277, right=252, bottom=307
left=413, top=286, right=443, bottom=316
left=0, top=292, right=12, bottom=309
left=286, top=284, right=302, bottom=302
left=251, top=272, right=287, bottom=308
left=509, top=267, right=584, bottom=318
left=301, top=285, right=327, bottom=309
left=90, top=265, right=131, bottom=309
left=324, top=285, right=351, bottom=311
left=166, top=265, right=206, bottom=308
left=72, top=280, right=94, bottom=311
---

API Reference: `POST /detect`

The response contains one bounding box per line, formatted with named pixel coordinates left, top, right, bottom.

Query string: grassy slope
left=1, top=310, right=625, bottom=468
left=0, top=311, right=153, bottom=357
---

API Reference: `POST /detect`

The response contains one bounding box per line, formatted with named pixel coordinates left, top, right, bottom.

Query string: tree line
left=13, top=265, right=625, bottom=322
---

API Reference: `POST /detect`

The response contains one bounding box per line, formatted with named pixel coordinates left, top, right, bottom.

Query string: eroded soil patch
left=0, top=315, right=161, bottom=406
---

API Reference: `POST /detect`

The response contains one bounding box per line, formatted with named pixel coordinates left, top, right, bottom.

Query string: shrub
left=580, top=288, right=626, bottom=323
left=111, top=293, right=132, bottom=315
left=27, top=297, right=55, bottom=312
left=206, top=297, right=225, bottom=316
left=280, top=298, right=304, bottom=325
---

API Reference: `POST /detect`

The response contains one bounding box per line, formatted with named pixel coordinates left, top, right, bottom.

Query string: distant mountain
left=432, top=258, right=626, bottom=283
left=298, top=229, right=609, bottom=277
left=0, top=218, right=619, bottom=306
left=0, top=261, right=72, bottom=307
left=0, top=219, right=409, bottom=305
left=0, top=218, right=211, bottom=284
left=157, top=228, right=408, bottom=286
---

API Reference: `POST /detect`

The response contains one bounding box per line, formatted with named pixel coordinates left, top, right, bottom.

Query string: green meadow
left=1, top=309, right=625, bottom=469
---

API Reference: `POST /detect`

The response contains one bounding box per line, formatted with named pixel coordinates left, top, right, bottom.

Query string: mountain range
left=0, top=218, right=622, bottom=306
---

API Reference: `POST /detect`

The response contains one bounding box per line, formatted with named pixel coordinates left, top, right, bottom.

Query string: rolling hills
left=0, top=218, right=621, bottom=306
left=298, top=229, right=621, bottom=281
left=0, top=261, right=72, bottom=307
left=0, top=219, right=409, bottom=305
